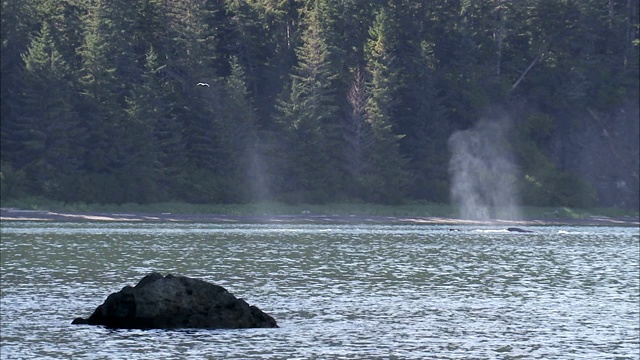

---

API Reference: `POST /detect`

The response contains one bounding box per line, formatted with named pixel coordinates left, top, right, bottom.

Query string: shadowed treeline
left=1, top=0, right=638, bottom=208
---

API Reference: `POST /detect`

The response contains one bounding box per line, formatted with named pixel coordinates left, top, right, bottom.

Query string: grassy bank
left=1, top=196, right=637, bottom=220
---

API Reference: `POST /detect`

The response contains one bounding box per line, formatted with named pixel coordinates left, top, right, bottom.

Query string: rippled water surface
left=1, top=222, right=638, bottom=359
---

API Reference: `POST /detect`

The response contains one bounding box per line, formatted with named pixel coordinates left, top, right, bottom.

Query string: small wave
left=558, top=230, right=585, bottom=235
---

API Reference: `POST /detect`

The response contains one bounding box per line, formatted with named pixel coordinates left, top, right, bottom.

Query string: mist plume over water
left=448, top=114, right=521, bottom=220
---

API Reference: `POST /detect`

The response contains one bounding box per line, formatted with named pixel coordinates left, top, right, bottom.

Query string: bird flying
left=197, top=82, right=210, bottom=87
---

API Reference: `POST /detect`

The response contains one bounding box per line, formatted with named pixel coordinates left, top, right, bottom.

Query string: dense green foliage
left=1, top=0, right=638, bottom=206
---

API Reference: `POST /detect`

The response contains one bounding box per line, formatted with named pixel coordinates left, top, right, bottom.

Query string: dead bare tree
left=344, top=66, right=372, bottom=176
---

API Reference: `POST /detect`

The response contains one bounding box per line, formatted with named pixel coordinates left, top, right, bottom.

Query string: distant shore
left=1, top=207, right=638, bottom=226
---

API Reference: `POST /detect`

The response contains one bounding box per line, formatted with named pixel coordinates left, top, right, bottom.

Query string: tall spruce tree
left=122, top=47, right=167, bottom=203
left=9, top=21, right=83, bottom=200
left=162, top=0, right=233, bottom=203
left=361, top=7, right=408, bottom=203
left=218, top=57, right=261, bottom=202
left=275, top=2, right=343, bottom=202
left=402, top=40, right=450, bottom=202
left=34, top=0, right=85, bottom=70
left=76, top=0, right=139, bottom=202
left=1, top=0, right=37, bottom=178
left=223, top=0, right=303, bottom=130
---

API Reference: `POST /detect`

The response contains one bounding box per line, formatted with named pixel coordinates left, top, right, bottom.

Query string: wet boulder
left=72, top=272, right=278, bottom=329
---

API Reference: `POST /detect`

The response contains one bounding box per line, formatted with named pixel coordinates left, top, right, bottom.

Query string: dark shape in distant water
left=507, top=227, right=534, bottom=233
left=72, top=272, right=278, bottom=329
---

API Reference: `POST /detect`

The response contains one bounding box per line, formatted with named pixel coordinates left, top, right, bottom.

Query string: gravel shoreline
left=1, top=207, right=638, bottom=226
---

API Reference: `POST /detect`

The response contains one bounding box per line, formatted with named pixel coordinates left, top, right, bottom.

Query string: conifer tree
left=275, top=3, right=343, bottom=201
left=10, top=21, right=83, bottom=199
left=1, top=0, right=37, bottom=172
left=223, top=0, right=300, bottom=128
left=402, top=40, right=450, bottom=201
left=76, top=0, right=161, bottom=202
left=361, top=7, right=408, bottom=203
left=217, top=57, right=262, bottom=202
left=161, top=0, right=233, bottom=202
left=122, top=47, right=167, bottom=203
left=34, top=0, right=85, bottom=70
left=77, top=0, right=135, bottom=173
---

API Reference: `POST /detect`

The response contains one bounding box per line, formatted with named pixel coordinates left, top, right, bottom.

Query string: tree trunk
left=510, top=54, right=541, bottom=93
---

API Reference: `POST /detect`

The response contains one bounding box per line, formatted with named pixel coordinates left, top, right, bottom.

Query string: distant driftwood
left=72, top=273, right=278, bottom=329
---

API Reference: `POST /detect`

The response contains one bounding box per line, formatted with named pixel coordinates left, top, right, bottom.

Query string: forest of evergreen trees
left=1, top=0, right=638, bottom=207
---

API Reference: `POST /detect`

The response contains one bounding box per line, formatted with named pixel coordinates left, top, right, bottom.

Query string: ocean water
left=1, top=222, right=638, bottom=359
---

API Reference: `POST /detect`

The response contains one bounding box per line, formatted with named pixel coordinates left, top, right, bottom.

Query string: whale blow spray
left=448, top=115, right=521, bottom=220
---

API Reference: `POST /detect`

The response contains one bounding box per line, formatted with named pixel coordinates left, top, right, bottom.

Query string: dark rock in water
left=72, top=272, right=278, bottom=329
left=507, top=227, right=534, bottom=233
